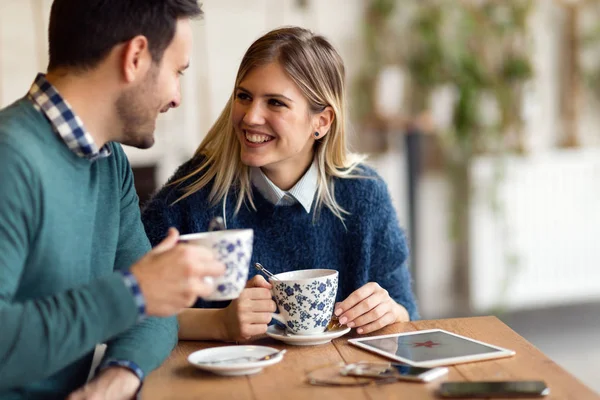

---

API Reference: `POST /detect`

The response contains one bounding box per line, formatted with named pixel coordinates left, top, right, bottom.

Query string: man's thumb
left=152, top=227, right=180, bottom=253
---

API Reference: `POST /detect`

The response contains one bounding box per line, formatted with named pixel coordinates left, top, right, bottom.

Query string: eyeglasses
left=306, top=362, right=402, bottom=387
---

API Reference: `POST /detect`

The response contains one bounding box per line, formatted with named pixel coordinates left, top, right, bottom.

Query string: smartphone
left=341, top=362, right=448, bottom=383
left=438, top=381, right=550, bottom=398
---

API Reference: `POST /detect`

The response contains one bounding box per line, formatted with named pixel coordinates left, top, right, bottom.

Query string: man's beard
left=116, top=66, right=161, bottom=149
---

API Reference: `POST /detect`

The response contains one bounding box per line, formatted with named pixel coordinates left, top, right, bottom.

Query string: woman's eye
left=268, top=99, right=286, bottom=107
left=236, top=92, right=251, bottom=101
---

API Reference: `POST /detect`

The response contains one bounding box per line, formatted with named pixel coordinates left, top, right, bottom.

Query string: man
left=0, top=1, right=224, bottom=399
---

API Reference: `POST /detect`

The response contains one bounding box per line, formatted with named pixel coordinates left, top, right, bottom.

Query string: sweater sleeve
left=141, top=190, right=181, bottom=247
left=0, top=144, right=139, bottom=390
left=99, top=145, right=178, bottom=377
left=366, top=175, right=420, bottom=320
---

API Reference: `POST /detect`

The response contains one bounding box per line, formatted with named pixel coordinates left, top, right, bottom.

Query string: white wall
left=470, top=149, right=600, bottom=312
left=0, top=0, right=51, bottom=106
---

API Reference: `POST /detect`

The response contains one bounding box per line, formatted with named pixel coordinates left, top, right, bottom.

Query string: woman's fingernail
left=339, top=317, right=347, bottom=325
left=357, top=328, right=363, bottom=334
left=346, top=321, right=354, bottom=328
left=334, top=308, right=342, bottom=316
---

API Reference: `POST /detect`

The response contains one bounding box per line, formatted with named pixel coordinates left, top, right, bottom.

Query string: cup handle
left=270, top=287, right=286, bottom=326
left=271, top=313, right=286, bottom=326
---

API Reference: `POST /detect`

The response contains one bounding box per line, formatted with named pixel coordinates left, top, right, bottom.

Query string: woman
left=142, top=26, right=418, bottom=342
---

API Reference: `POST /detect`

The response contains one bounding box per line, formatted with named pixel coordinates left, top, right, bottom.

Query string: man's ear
left=313, top=106, right=335, bottom=139
left=121, top=35, right=151, bottom=83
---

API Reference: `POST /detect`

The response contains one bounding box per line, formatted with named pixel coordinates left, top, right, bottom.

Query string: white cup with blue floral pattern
left=270, top=269, right=338, bottom=335
left=179, top=229, right=253, bottom=301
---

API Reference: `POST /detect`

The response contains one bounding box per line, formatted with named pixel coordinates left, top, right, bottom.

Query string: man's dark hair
left=48, top=0, right=203, bottom=71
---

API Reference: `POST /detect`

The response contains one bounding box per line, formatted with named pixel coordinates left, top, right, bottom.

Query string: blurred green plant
left=355, top=0, right=533, bottom=153
left=579, top=1, right=600, bottom=111
left=354, top=0, right=534, bottom=313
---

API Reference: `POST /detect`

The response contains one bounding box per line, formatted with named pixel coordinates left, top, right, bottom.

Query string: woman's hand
left=221, top=275, right=276, bottom=341
left=334, top=282, right=409, bottom=334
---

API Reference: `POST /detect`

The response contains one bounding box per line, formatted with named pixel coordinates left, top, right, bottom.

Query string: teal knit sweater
left=0, top=98, right=177, bottom=399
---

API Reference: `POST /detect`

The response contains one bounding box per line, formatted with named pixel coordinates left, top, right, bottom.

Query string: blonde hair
left=174, top=26, right=366, bottom=223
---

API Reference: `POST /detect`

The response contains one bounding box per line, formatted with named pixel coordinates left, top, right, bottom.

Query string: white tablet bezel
left=348, top=329, right=516, bottom=368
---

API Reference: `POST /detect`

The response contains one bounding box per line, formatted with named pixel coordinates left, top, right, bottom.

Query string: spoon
left=208, top=216, right=225, bottom=232
left=254, top=262, right=279, bottom=281
left=198, top=349, right=287, bottom=365
left=179, top=216, right=225, bottom=244
left=257, top=349, right=286, bottom=361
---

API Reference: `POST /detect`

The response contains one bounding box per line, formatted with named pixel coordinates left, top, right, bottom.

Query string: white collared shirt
left=250, top=159, right=318, bottom=213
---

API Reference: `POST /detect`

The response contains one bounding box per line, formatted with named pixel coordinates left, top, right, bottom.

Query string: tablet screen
left=355, top=330, right=505, bottom=363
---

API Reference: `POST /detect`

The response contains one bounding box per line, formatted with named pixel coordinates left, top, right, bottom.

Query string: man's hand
left=334, top=282, right=409, bottom=334
left=221, top=275, right=276, bottom=341
left=130, top=228, right=225, bottom=317
left=67, top=367, right=140, bottom=400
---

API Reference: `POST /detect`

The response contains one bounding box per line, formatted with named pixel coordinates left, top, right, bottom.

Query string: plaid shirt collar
left=27, top=73, right=111, bottom=161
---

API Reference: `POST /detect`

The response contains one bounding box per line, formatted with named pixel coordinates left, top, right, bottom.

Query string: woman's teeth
left=245, top=132, right=273, bottom=143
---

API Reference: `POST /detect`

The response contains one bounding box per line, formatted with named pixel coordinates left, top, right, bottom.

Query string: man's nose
left=170, top=91, right=182, bottom=109
left=163, top=88, right=182, bottom=112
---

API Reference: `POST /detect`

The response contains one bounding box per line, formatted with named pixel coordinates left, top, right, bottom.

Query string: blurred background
left=1, top=0, right=599, bottom=392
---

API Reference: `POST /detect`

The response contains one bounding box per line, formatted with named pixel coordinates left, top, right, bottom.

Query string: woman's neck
left=261, top=153, right=314, bottom=191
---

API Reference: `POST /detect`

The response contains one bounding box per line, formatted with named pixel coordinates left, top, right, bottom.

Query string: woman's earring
left=314, top=131, right=319, bottom=138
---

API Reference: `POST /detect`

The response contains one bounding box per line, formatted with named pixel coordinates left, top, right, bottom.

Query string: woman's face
left=232, top=62, right=326, bottom=189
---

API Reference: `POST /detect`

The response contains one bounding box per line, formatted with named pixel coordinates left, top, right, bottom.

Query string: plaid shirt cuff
left=96, top=359, right=144, bottom=398
left=120, top=271, right=147, bottom=322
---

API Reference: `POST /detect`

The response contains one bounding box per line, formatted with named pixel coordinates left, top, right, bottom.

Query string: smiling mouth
left=244, top=130, right=274, bottom=144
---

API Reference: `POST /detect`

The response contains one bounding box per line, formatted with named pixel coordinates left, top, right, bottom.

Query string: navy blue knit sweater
left=141, top=159, right=419, bottom=320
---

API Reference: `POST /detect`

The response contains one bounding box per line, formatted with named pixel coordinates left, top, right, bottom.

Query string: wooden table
left=142, top=316, right=599, bottom=399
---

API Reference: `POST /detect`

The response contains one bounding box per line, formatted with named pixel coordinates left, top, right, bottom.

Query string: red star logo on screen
left=413, top=340, right=440, bottom=348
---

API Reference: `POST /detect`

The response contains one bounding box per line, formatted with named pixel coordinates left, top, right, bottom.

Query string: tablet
left=348, top=329, right=515, bottom=367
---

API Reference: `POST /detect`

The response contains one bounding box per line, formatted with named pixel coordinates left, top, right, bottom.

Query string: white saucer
left=187, top=345, right=284, bottom=376
left=266, top=325, right=351, bottom=346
